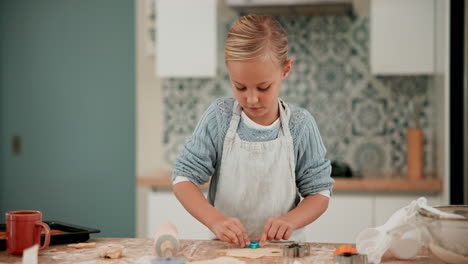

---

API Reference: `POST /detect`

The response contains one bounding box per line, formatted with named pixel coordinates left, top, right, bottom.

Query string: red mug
left=6, top=210, right=51, bottom=256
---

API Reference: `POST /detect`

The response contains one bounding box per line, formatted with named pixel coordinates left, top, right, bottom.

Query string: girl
left=172, top=15, right=334, bottom=248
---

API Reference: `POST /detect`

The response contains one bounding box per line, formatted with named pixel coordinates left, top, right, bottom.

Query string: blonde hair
left=224, top=15, right=289, bottom=66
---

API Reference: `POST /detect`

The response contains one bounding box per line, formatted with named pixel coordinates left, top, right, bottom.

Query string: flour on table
left=188, top=257, right=246, bottom=264
left=220, top=248, right=282, bottom=259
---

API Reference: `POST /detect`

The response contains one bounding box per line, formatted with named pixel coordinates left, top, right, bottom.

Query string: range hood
left=226, top=0, right=356, bottom=15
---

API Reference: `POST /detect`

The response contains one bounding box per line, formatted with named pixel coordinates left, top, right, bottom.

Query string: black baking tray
left=0, top=220, right=100, bottom=251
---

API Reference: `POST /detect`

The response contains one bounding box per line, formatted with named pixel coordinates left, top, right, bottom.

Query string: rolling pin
left=152, top=222, right=185, bottom=264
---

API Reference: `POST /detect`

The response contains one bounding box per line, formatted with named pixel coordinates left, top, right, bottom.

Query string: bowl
left=418, top=205, right=468, bottom=259
left=429, top=242, right=468, bottom=264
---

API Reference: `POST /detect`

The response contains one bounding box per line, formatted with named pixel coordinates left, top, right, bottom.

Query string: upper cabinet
left=370, top=0, right=435, bottom=75
left=156, top=0, right=217, bottom=78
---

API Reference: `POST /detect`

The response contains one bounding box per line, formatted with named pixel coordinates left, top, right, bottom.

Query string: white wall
left=433, top=0, right=450, bottom=205
left=136, top=0, right=164, bottom=176
left=135, top=0, right=164, bottom=238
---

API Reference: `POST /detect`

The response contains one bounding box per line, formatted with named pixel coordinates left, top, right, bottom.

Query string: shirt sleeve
left=318, top=189, right=330, bottom=198
left=171, top=102, right=219, bottom=186
left=295, top=111, right=334, bottom=197
left=173, top=176, right=192, bottom=185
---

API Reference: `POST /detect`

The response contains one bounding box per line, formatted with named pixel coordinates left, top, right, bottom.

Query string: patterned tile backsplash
left=161, top=15, right=435, bottom=177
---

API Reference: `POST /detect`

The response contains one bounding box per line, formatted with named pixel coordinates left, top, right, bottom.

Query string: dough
left=188, top=257, right=246, bottom=264
left=41, top=229, right=63, bottom=235
left=98, top=244, right=124, bottom=259
left=220, top=248, right=282, bottom=259
left=67, top=242, right=96, bottom=249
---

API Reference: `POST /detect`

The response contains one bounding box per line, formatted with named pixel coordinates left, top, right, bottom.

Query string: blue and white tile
left=351, top=98, right=387, bottom=136
left=161, top=14, right=435, bottom=176
left=347, top=137, right=392, bottom=174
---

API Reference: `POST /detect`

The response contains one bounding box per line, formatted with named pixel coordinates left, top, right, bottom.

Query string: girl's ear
left=281, top=59, right=294, bottom=80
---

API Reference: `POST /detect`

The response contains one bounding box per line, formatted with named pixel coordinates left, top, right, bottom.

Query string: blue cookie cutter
left=244, top=241, right=260, bottom=249
left=151, top=257, right=186, bottom=264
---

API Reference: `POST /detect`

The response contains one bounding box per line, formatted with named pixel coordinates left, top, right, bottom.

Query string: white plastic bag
left=355, top=197, right=461, bottom=263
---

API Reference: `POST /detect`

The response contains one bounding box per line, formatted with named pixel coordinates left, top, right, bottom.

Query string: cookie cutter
left=333, top=245, right=367, bottom=264
left=281, top=243, right=310, bottom=258
left=244, top=240, right=260, bottom=249
left=333, top=253, right=368, bottom=264
left=151, top=257, right=186, bottom=264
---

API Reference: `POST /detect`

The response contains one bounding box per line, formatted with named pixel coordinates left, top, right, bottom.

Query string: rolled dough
left=188, top=257, right=246, bottom=264
left=67, top=242, right=96, bottom=249
left=220, top=248, right=282, bottom=259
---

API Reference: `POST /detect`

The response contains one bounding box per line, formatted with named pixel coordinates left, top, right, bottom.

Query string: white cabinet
left=307, top=194, right=374, bottom=243
left=370, top=0, right=435, bottom=75
left=306, top=193, right=442, bottom=243
left=147, top=189, right=213, bottom=239
left=156, top=0, right=217, bottom=77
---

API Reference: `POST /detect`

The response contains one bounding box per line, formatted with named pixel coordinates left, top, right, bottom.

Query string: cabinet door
left=370, top=0, right=434, bottom=75
left=156, top=0, right=217, bottom=77
left=147, top=190, right=213, bottom=239
left=306, top=194, right=374, bottom=243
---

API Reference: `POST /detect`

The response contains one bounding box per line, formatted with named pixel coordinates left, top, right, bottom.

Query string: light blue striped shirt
left=172, top=97, right=334, bottom=205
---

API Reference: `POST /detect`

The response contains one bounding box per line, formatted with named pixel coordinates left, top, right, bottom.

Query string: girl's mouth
left=248, top=107, right=261, bottom=111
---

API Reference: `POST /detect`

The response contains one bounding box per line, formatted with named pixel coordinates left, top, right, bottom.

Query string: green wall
left=0, top=0, right=135, bottom=237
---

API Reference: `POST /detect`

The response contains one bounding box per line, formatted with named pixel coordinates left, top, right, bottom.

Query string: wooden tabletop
left=0, top=238, right=444, bottom=263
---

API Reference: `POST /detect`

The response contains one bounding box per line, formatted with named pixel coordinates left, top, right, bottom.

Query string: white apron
left=214, top=99, right=306, bottom=241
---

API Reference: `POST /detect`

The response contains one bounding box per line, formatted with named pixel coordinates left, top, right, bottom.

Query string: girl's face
left=227, top=57, right=293, bottom=126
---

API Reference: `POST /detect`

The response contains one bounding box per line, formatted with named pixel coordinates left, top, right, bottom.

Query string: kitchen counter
left=137, top=170, right=443, bottom=193
left=0, top=238, right=444, bottom=263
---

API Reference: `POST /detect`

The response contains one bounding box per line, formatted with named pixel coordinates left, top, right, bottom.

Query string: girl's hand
left=209, top=216, right=250, bottom=247
left=258, top=217, right=295, bottom=247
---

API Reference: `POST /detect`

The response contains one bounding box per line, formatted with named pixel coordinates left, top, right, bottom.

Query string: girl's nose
left=246, top=91, right=259, bottom=105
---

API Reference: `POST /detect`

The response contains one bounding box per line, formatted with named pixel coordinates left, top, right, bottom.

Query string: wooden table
left=0, top=238, right=444, bottom=263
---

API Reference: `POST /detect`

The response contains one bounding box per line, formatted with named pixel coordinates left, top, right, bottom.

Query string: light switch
left=12, top=135, right=21, bottom=155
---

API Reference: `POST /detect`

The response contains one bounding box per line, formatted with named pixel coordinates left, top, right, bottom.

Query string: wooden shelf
left=332, top=178, right=442, bottom=192
left=137, top=170, right=443, bottom=193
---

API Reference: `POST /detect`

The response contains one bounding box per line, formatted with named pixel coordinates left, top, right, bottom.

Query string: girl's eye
left=258, top=85, right=271, bottom=91
left=236, top=86, right=246, bottom=91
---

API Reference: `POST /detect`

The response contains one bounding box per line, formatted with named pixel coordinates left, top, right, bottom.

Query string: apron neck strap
left=225, top=101, right=242, bottom=138
left=278, top=98, right=292, bottom=139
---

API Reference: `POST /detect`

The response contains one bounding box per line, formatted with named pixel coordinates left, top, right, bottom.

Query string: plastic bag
left=355, top=197, right=461, bottom=263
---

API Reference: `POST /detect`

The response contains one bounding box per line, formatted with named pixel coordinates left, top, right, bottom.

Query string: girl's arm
left=281, top=193, right=329, bottom=230
left=173, top=181, right=250, bottom=247
left=258, top=194, right=329, bottom=246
